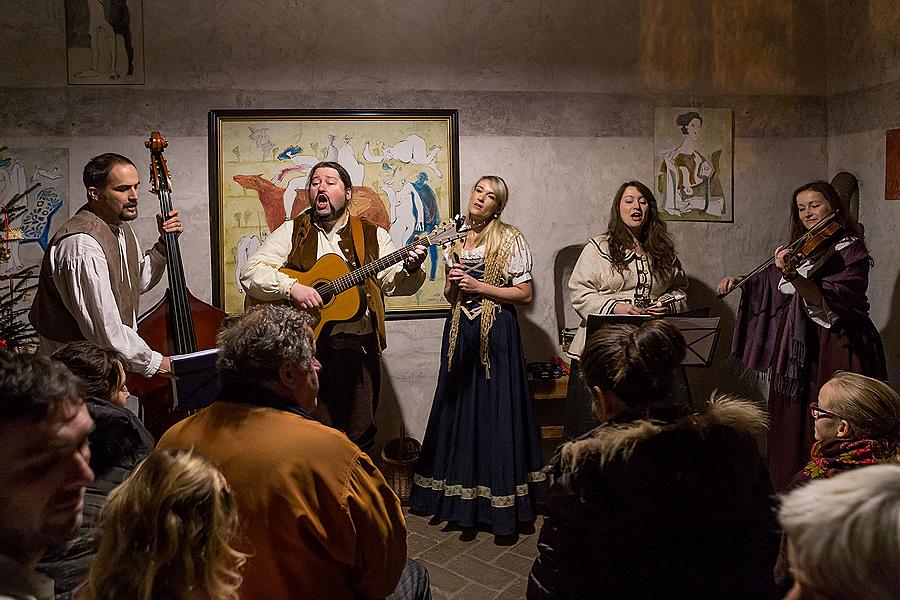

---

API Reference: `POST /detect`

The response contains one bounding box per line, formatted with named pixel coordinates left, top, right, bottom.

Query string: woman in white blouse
left=410, top=175, right=547, bottom=538
left=564, top=180, right=688, bottom=439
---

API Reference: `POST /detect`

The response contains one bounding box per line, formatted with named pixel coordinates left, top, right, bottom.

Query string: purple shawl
left=731, top=240, right=875, bottom=396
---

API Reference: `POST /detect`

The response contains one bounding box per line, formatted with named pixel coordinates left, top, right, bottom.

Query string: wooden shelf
left=529, top=375, right=568, bottom=400
left=529, top=376, right=568, bottom=461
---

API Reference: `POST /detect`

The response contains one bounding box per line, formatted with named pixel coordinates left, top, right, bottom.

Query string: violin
left=717, top=211, right=844, bottom=299
left=786, top=219, right=843, bottom=265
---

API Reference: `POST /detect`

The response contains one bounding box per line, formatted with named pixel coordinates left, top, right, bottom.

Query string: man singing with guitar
left=240, top=161, right=427, bottom=453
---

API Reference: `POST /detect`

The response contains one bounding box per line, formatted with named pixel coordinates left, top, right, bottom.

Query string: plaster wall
left=827, top=131, right=900, bottom=386
left=1, top=0, right=847, bottom=442
left=826, top=0, right=900, bottom=95
left=825, top=0, right=900, bottom=385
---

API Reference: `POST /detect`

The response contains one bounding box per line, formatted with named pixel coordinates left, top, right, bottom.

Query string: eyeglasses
left=808, top=402, right=844, bottom=421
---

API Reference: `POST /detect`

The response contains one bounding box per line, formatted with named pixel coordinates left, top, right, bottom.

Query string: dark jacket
left=37, top=399, right=154, bottom=599
left=527, top=397, right=779, bottom=600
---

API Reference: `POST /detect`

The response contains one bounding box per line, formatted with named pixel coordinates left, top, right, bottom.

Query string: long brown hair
left=605, top=180, right=678, bottom=281
left=580, top=319, right=686, bottom=405
left=788, top=180, right=864, bottom=243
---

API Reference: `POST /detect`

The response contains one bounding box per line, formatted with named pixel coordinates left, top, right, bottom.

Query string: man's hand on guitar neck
left=290, top=282, right=324, bottom=310
left=403, top=243, right=428, bottom=274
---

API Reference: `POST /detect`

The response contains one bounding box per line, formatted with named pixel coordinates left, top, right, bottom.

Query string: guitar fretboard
left=319, top=232, right=435, bottom=296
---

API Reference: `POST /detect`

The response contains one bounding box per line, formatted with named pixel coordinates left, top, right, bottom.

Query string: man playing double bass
left=241, top=161, right=427, bottom=454
left=30, top=153, right=183, bottom=377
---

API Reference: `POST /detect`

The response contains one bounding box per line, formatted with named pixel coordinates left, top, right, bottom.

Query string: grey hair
left=778, top=464, right=900, bottom=600
left=216, top=305, right=315, bottom=387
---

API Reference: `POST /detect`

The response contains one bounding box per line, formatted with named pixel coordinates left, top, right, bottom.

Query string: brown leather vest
left=29, top=205, right=142, bottom=343
left=286, top=211, right=387, bottom=350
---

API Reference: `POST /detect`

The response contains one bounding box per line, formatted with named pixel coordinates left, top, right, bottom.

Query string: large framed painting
left=208, top=108, right=460, bottom=317
left=653, top=107, right=734, bottom=222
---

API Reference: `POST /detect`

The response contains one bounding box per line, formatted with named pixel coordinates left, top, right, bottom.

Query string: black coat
left=528, top=397, right=779, bottom=600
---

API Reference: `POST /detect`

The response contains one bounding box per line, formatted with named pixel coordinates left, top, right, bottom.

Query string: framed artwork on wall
left=653, top=107, right=734, bottom=223
left=885, top=128, right=900, bottom=201
left=65, top=0, right=145, bottom=85
left=0, top=146, right=70, bottom=350
left=208, top=108, right=460, bottom=318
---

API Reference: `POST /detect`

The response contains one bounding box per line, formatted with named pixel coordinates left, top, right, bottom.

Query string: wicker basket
left=380, top=437, right=421, bottom=503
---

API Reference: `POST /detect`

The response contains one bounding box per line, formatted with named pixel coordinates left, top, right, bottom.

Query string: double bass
left=129, top=131, right=227, bottom=437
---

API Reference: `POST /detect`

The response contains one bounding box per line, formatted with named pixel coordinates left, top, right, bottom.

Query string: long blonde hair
left=453, top=175, right=519, bottom=266
left=80, top=449, right=246, bottom=600
left=447, top=176, right=520, bottom=377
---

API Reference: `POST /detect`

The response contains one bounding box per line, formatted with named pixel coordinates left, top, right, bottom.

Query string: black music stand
left=170, top=348, right=220, bottom=411
left=586, top=313, right=720, bottom=368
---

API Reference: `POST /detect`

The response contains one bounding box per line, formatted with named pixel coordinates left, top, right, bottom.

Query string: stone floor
left=403, top=509, right=541, bottom=600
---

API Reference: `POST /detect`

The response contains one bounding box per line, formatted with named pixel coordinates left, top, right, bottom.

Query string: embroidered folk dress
left=409, top=233, right=547, bottom=536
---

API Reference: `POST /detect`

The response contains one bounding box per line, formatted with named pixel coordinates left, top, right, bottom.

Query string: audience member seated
left=779, top=464, right=900, bottom=600
left=527, top=320, right=779, bottom=600
left=792, top=371, right=900, bottom=486
left=0, top=351, right=94, bottom=600
left=37, top=342, right=155, bottom=599
left=157, top=304, right=430, bottom=600
left=773, top=371, right=900, bottom=592
left=78, top=447, right=245, bottom=599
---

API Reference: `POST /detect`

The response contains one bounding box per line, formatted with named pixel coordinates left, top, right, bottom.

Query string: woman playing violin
left=716, top=180, right=886, bottom=491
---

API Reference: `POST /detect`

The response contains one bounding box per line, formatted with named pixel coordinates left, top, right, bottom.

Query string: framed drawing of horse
left=208, top=108, right=460, bottom=318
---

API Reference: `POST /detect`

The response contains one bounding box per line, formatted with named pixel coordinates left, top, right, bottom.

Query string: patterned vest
left=30, top=205, right=142, bottom=343
left=286, top=211, right=388, bottom=351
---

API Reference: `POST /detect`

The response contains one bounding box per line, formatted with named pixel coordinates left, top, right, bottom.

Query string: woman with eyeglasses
left=716, top=181, right=886, bottom=492
left=792, top=371, right=900, bottom=487
left=773, top=372, right=900, bottom=593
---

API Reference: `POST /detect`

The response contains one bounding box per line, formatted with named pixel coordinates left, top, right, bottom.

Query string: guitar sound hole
left=315, top=284, right=333, bottom=305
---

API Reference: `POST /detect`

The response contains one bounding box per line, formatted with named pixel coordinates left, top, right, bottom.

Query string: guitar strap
left=349, top=215, right=367, bottom=268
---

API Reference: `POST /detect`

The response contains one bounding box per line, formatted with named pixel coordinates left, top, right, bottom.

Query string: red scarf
left=792, top=437, right=896, bottom=486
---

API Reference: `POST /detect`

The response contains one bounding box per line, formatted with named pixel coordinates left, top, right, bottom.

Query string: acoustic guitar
left=249, top=217, right=468, bottom=339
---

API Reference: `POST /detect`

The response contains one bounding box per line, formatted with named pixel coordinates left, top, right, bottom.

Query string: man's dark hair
left=83, top=153, right=135, bottom=191
left=0, top=351, right=84, bottom=421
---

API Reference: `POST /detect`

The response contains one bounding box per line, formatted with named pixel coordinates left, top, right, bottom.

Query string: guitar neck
left=158, top=189, right=196, bottom=353
left=324, top=234, right=432, bottom=296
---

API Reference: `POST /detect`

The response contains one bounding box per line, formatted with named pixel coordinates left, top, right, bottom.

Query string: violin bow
left=717, top=211, right=839, bottom=299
